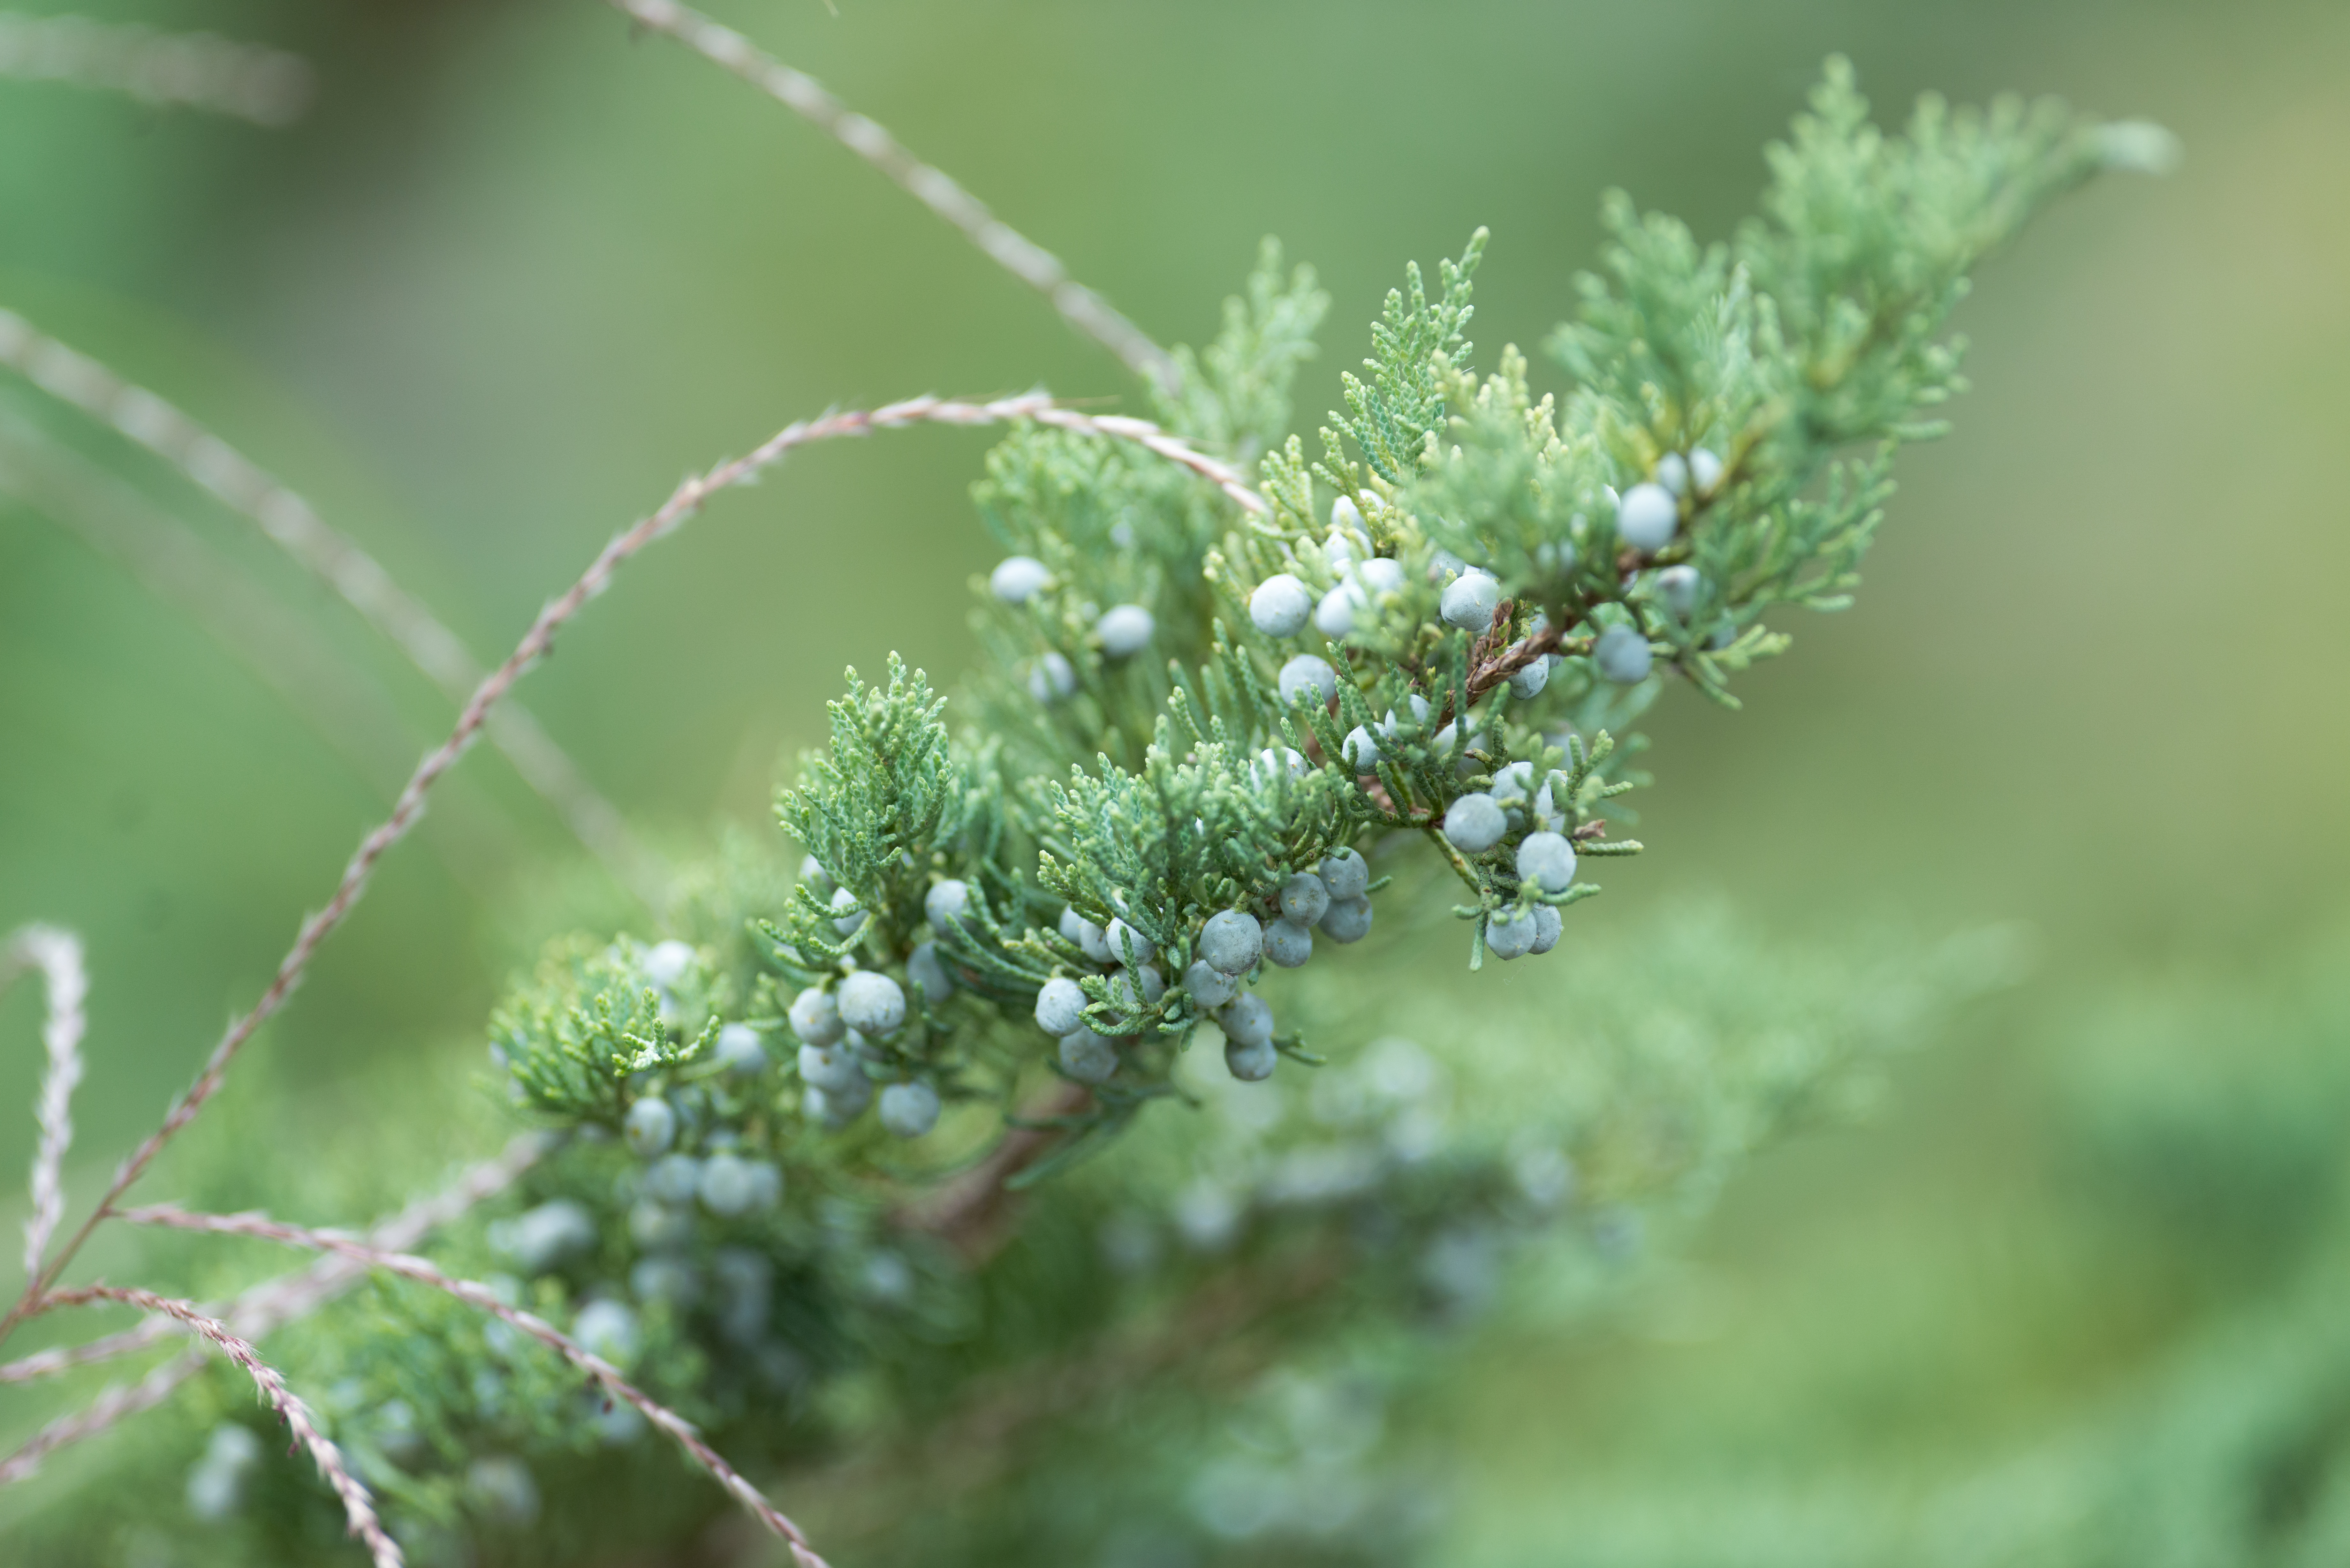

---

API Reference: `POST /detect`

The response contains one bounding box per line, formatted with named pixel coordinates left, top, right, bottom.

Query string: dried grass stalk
left=7, top=926, right=87, bottom=1282
left=29, top=1286, right=400, bottom=1567
left=123, top=1206, right=828, bottom=1568
left=610, top=0, right=1171, bottom=384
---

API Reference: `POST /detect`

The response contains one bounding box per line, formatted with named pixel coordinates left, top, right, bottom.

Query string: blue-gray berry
left=829, top=886, right=866, bottom=936
left=699, top=1152, right=767, bottom=1216
left=645, top=1153, right=702, bottom=1205
left=1530, top=903, right=1563, bottom=956
left=1317, top=848, right=1368, bottom=901
left=1594, top=624, right=1653, bottom=684
left=990, top=555, right=1051, bottom=604
left=1096, top=604, right=1155, bottom=657
left=1034, top=975, right=1088, bottom=1036
left=1444, top=792, right=1507, bottom=853
left=1278, top=654, right=1338, bottom=708
left=714, top=1022, right=768, bottom=1077
left=1355, top=556, right=1405, bottom=596
left=924, top=878, right=972, bottom=932
left=623, top=1097, right=676, bottom=1158
left=1615, top=481, right=1679, bottom=551
left=1440, top=568, right=1501, bottom=631
left=1254, top=746, right=1307, bottom=784
left=1656, top=451, right=1690, bottom=496
left=1342, top=726, right=1382, bottom=771
left=630, top=1255, right=700, bottom=1308
left=1490, top=760, right=1535, bottom=809
left=1319, top=895, right=1373, bottom=944
left=1689, top=447, right=1724, bottom=494
left=1486, top=907, right=1540, bottom=961
left=1331, top=494, right=1366, bottom=535
left=907, top=941, right=954, bottom=1002
left=1279, top=871, right=1330, bottom=926
left=1657, top=564, right=1702, bottom=617
left=1199, top=909, right=1262, bottom=974
left=799, top=1042, right=864, bottom=1094
left=797, top=854, right=833, bottom=897
left=1264, top=917, right=1314, bottom=969
left=1249, top=573, right=1312, bottom=637
left=628, top=1197, right=694, bottom=1252
left=1381, top=693, right=1433, bottom=737
left=1027, top=651, right=1076, bottom=703
left=1314, top=581, right=1363, bottom=637
left=878, top=1081, right=942, bottom=1139
left=1184, top=959, right=1237, bottom=1009
left=573, top=1300, right=641, bottom=1368
left=1508, top=657, right=1550, bottom=698
left=838, top=970, right=906, bottom=1036
left=1225, top=1034, right=1277, bottom=1082
left=1105, top=916, right=1155, bottom=965
left=1108, top=963, right=1164, bottom=1015
left=1059, top=907, right=1113, bottom=964
left=788, top=985, right=842, bottom=1046
left=1217, top=992, right=1274, bottom=1048
left=502, top=1199, right=596, bottom=1273
left=641, top=939, right=694, bottom=990
left=1058, top=1026, right=1119, bottom=1084
left=1516, top=831, right=1578, bottom=893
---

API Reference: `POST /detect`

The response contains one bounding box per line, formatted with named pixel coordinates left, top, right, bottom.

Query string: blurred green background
left=1, top=0, right=2345, bottom=1558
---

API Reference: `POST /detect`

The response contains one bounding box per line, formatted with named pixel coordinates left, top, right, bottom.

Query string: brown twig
left=896, top=1080, right=1094, bottom=1260
left=27, top=1287, right=400, bottom=1566
left=7, top=926, right=86, bottom=1282
left=610, top=0, right=1173, bottom=387
left=117, top=1206, right=828, bottom=1568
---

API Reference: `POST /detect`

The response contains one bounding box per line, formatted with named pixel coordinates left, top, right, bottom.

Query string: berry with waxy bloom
left=1595, top=624, right=1653, bottom=684
left=1517, top=831, right=1578, bottom=893
left=1035, top=975, right=1088, bottom=1036
left=1615, top=482, right=1679, bottom=551
left=1199, top=909, right=1262, bottom=974
left=1096, top=604, right=1155, bottom=656
left=1279, top=871, right=1330, bottom=926
left=878, top=1080, right=942, bottom=1139
left=788, top=985, right=842, bottom=1046
left=990, top=555, right=1051, bottom=603
left=1440, top=568, right=1501, bottom=631
left=1444, top=792, right=1507, bottom=853
left=837, top=970, right=906, bottom=1036
left=1249, top=573, right=1313, bottom=637
left=1184, top=959, right=1237, bottom=1009
left=1319, top=896, right=1373, bottom=943
left=624, top=1096, right=677, bottom=1158
left=1264, top=917, right=1314, bottom=969
left=1278, top=654, right=1338, bottom=707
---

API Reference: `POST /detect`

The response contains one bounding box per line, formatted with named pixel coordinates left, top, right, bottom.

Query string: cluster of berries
left=786, top=968, right=940, bottom=1138
left=777, top=857, right=953, bottom=1138
left=1033, top=849, right=1375, bottom=1088
left=1438, top=760, right=1580, bottom=958
left=989, top=552, right=1156, bottom=702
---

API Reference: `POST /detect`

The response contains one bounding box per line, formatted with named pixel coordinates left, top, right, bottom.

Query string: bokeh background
left=1, top=0, right=2346, bottom=1560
